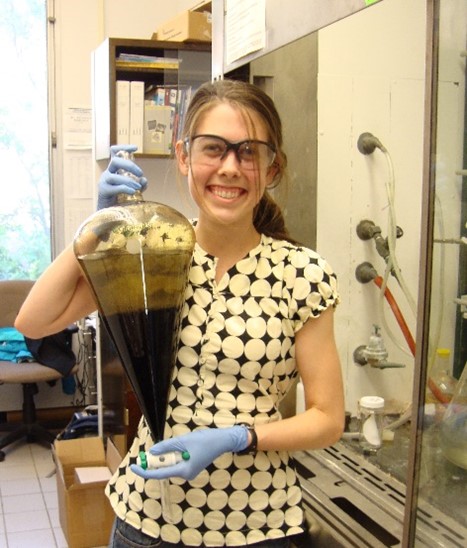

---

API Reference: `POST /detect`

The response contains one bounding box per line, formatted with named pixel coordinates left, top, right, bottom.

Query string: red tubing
left=373, top=276, right=416, bottom=357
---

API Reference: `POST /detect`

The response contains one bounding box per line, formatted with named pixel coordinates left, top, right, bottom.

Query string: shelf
left=92, top=37, right=211, bottom=160
left=115, top=61, right=180, bottom=71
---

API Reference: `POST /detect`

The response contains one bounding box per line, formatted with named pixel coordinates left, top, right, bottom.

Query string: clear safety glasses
left=184, top=134, right=276, bottom=171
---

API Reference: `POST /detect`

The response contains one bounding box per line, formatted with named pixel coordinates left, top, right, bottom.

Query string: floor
left=0, top=440, right=67, bottom=547
left=0, top=439, right=107, bottom=548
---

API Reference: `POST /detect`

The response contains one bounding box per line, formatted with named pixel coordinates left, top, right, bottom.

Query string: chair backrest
left=0, top=280, right=35, bottom=328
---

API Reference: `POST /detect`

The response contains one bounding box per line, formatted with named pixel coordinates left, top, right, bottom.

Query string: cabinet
left=92, top=38, right=211, bottom=160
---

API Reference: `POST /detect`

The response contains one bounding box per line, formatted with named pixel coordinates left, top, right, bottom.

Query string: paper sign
left=225, top=0, right=266, bottom=65
left=64, top=107, right=92, bottom=149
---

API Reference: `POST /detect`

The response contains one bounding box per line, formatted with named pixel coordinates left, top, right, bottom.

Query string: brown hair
left=181, top=79, right=298, bottom=244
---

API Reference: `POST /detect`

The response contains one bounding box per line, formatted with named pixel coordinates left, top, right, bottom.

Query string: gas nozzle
left=357, top=132, right=387, bottom=154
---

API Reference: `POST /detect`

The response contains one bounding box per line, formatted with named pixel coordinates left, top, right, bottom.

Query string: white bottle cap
left=360, top=396, right=385, bottom=409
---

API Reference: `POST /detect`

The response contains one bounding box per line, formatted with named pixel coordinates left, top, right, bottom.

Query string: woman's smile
left=208, top=184, right=246, bottom=200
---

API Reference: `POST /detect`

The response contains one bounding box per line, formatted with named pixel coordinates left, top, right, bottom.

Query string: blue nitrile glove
left=131, top=426, right=249, bottom=481
left=97, top=144, right=148, bottom=210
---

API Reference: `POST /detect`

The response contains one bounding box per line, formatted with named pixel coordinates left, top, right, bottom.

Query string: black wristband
left=237, top=426, right=258, bottom=455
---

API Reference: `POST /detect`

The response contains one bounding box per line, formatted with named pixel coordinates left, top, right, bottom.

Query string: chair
left=0, top=280, right=77, bottom=461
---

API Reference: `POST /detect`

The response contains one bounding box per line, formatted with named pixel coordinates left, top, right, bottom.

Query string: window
left=0, top=0, right=51, bottom=279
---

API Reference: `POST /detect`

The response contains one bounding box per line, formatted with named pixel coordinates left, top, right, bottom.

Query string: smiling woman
left=15, top=78, right=345, bottom=548
left=0, top=0, right=50, bottom=279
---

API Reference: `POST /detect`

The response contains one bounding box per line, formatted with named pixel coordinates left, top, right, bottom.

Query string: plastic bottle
left=427, top=348, right=457, bottom=404
left=295, top=380, right=305, bottom=414
left=440, top=363, right=467, bottom=470
left=359, top=396, right=385, bottom=451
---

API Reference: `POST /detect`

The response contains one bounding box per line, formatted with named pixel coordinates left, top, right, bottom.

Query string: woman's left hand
left=131, top=426, right=249, bottom=481
left=97, top=144, right=147, bottom=210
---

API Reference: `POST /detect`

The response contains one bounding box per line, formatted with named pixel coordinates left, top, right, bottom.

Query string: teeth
left=212, top=187, right=241, bottom=199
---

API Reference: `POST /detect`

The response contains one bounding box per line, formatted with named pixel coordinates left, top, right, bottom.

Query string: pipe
left=373, top=276, right=416, bottom=357
left=355, top=262, right=415, bottom=357
left=357, top=133, right=417, bottom=316
left=380, top=149, right=417, bottom=316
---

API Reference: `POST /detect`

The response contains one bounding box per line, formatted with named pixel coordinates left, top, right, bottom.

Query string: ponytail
left=253, top=192, right=300, bottom=245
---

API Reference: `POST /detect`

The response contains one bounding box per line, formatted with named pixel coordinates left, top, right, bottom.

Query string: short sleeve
left=285, top=246, right=339, bottom=332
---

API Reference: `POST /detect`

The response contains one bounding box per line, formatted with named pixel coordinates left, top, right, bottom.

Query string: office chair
left=0, top=280, right=78, bottom=461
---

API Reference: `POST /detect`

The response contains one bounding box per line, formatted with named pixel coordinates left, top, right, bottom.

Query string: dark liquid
left=103, top=308, right=177, bottom=441
left=78, top=249, right=191, bottom=440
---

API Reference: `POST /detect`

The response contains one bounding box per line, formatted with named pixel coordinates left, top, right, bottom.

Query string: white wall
left=318, top=0, right=425, bottom=414
left=51, top=0, right=103, bottom=253
left=317, top=0, right=465, bottom=414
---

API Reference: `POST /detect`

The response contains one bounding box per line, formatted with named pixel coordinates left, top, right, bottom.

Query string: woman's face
left=177, top=103, right=277, bottom=230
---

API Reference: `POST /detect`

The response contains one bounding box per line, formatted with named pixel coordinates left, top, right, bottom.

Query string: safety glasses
left=184, top=134, right=276, bottom=171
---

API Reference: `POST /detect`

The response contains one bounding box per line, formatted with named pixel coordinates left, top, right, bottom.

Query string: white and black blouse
left=106, top=234, right=339, bottom=547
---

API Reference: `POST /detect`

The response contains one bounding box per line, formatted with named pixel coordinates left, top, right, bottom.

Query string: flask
left=74, top=150, right=196, bottom=441
left=74, top=190, right=195, bottom=441
left=440, top=363, right=467, bottom=469
left=359, top=396, right=385, bottom=451
left=427, top=348, right=457, bottom=404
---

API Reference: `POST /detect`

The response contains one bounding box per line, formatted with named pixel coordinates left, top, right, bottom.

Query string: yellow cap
left=436, top=348, right=450, bottom=357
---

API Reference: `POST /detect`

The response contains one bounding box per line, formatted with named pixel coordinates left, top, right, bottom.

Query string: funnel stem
left=160, top=479, right=174, bottom=523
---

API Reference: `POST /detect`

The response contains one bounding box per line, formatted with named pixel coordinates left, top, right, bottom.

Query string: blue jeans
left=109, top=517, right=291, bottom=548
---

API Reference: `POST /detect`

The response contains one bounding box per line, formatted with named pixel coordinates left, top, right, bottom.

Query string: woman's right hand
left=97, top=144, right=148, bottom=209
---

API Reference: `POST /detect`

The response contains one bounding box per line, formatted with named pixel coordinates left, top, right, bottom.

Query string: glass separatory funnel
left=74, top=191, right=195, bottom=442
left=73, top=183, right=195, bottom=522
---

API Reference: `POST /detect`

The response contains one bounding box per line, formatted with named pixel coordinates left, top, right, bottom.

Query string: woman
left=16, top=80, right=344, bottom=547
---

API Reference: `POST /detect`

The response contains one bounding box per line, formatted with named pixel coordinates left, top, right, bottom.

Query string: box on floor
left=53, top=436, right=122, bottom=548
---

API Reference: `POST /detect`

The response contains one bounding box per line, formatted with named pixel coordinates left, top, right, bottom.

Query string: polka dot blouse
left=105, top=234, right=339, bottom=546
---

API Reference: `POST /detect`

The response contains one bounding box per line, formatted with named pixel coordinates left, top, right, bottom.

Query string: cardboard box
left=152, top=2, right=212, bottom=43
left=190, top=0, right=212, bottom=12
left=54, top=437, right=122, bottom=548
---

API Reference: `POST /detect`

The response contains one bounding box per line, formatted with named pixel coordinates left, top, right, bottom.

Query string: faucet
left=353, top=325, right=405, bottom=369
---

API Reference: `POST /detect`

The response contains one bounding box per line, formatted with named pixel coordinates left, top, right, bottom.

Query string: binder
left=129, top=81, right=145, bottom=152
left=116, top=80, right=130, bottom=145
